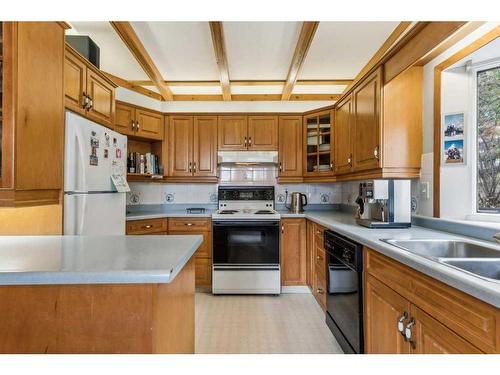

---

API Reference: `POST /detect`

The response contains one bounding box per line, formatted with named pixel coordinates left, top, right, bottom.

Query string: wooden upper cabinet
left=85, top=68, right=115, bottom=128
left=247, top=116, right=278, bottom=150
left=64, top=44, right=117, bottom=129
left=281, top=218, right=307, bottom=286
left=193, top=116, right=218, bottom=177
left=0, top=22, right=65, bottom=206
left=353, top=67, right=382, bottom=172
left=364, top=274, right=411, bottom=354
left=168, top=116, right=193, bottom=177
left=135, top=109, right=163, bottom=140
left=64, top=47, right=86, bottom=116
left=114, top=102, right=136, bottom=136
left=335, top=94, right=353, bottom=175
left=278, top=116, right=303, bottom=180
left=217, top=116, right=248, bottom=150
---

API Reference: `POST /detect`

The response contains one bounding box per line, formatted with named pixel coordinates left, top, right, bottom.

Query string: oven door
left=213, top=220, right=280, bottom=265
left=326, top=250, right=361, bottom=353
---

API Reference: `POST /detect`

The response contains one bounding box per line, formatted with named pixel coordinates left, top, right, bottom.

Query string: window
left=476, top=66, right=500, bottom=214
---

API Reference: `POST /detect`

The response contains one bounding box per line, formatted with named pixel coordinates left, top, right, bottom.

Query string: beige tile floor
left=195, top=292, right=344, bottom=354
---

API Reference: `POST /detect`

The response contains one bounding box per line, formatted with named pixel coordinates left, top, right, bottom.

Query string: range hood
left=217, top=151, right=279, bottom=165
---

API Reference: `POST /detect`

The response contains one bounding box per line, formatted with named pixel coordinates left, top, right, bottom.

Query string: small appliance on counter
left=355, top=180, right=411, bottom=229
left=285, top=191, right=308, bottom=213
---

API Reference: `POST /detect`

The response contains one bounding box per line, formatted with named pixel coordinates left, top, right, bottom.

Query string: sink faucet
left=494, top=233, right=500, bottom=244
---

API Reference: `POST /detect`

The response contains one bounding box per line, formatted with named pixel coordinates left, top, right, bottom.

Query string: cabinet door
left=281, top=218, right=307, bottom=286
left=278, top=116, right=303, bottom=178
left=364, top=274, right=411, bottom=354
left=114, top=102, right=136, bottom=136
left=194, top=258, right=212, bottom=287
left=247, top=116, right=278, bottom=150
left=217, top=116, right=248, bottom=150
left=168, top=116, right=193, bottom=177
left=193, top=116, right=217, bottom=177
left=86, top=68, right=115, bottom=128
left=335, top=94, right=353, bottom=175
left=64, top=47, right=87, bottom=115
left=353, top=68, right=381, bottom=172
left=136, top=109, right=164, bottom=141
left=411, top=306, right=482, bottom=354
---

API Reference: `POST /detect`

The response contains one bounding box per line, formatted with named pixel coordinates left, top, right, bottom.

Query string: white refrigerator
left=64, top=111, right=128, bottom=235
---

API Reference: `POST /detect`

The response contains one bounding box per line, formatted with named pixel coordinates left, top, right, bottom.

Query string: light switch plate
left=420, top=182, right=430, bottom=200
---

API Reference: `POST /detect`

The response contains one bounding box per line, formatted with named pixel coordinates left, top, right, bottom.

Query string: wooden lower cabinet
left=126, top=217, right=212, bottom=288
left=280, top=218, right=307, bottom=286
left=305, top=220, right=327, bottom=310
left=364, top=274, right=411, bottom=354
left=364, top=247, right=500, bottom=353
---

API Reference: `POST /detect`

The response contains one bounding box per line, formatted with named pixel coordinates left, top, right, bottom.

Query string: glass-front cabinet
left=304, top=109, right=334, bottom=177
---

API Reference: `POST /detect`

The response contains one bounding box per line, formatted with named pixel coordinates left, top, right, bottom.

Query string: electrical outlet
left=420, top=182, right=430, bottom=200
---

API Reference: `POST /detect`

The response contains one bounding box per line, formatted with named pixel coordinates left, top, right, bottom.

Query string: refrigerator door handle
left=76, top=131, right=87, bottom=192
left=78, top=193, right=87, bottom=235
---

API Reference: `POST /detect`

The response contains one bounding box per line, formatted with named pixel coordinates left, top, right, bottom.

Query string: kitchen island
left=0, top=235, right=202, bottom=354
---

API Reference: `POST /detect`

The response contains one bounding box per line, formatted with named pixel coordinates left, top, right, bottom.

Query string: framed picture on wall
left=442, top=112, right=466, bottom=165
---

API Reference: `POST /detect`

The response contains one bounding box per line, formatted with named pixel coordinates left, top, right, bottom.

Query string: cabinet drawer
left=169, top=231, right=211, bottom=259
left=314, top=270, right=327, bottom=310
left=314, top=246, right=326, bottom=277
left=195, top=258, right=212, bottom=287
left=365, top=248, right=500, bottom=353
left=168, top=218, right=211, bottom=232
left=313, top=223, right=325, bottom=248
left=126, top=218, right=168, bottom=235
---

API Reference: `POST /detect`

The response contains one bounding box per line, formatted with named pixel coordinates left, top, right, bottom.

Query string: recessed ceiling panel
left=224, top=22, right=302, bottom=80
left=299, top=22, right=400, bottom=80
left=131, top=22, right=220, bottom=81
left=68, top=22, right=148, bottom=80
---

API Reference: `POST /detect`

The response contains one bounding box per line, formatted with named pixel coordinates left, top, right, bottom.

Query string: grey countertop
left=123, top=207, right=500, bottom=307
left=279, top=210, right=500, bottom=308
left=0, top=235, right=202, bottom=285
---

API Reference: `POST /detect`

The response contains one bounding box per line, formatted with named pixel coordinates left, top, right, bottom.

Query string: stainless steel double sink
left=381, top=239, right=500, bottom=283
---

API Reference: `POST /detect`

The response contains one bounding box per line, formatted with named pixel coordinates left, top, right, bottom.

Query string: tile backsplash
left=127, top=182, right=344, bottom=206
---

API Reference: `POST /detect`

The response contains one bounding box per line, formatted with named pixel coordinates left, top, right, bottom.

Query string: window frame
left=467, top=57, right=500, bottom=222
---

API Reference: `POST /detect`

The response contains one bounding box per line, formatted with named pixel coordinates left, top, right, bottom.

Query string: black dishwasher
left=324, top=230, right=364, bottom=354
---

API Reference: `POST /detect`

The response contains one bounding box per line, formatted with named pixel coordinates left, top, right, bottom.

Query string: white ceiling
left=223, top=22, right=302, bottom=80
left=131, top=22, right=220, bottom=81
left=67, top=21, right=402, bottom=99
left=299, top=22, right=400, bottom=79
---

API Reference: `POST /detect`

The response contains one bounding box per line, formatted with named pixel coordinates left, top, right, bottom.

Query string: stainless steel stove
left=211, top=186, right=281, bottom=295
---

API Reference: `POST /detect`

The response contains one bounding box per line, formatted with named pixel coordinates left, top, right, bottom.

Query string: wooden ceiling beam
left=103, top=72, right=164, bottom=101
left=128, top=79, right=353, bottom=87
left=171, top=94, right=339, bottom=101
left=110, top=21, right=173, bottom=101
left=281, top=22, right=319, bottom=101
left=209, top=22, right=231, bottom=100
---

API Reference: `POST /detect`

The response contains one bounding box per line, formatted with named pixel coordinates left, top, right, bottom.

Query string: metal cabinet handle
left=185, top=223, right=194, bottom=226
left=281, top=225, right=284, bottom=234
left=397, top=311, right=408, bottom=338
left=374, top=146, right=379, bottom=160
left=188, top=162, right=192, bottom=173
left=142, top=225, right=153, bottom=229
left=132, top=120, right=136, bottom=131
left=404, top=318, right=416, bottom=349
left=244, top=137, right=247, bottom=147
left=248, top=137, right=252, bottom=146
left=136, top=121, right=140, bottom=131
left=82, top=92, right=89, bottom=109
left=88, top=97, right=93, bottom=110
left=330, top=162, right=334, bottom=171
left=316, top=255, right=322, bottom=260
left=279, top=162, right=282, bottom=172
left=316, top=288, right=324, bottom=294
left=348, top=154, right=353, bottom=167
left=193, top=162, right=197, bottom=173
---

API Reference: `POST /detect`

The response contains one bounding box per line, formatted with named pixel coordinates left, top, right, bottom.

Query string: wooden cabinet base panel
left=0, top=189, right=60, bottom=207
left=0, top=258, right=195, bottom=354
